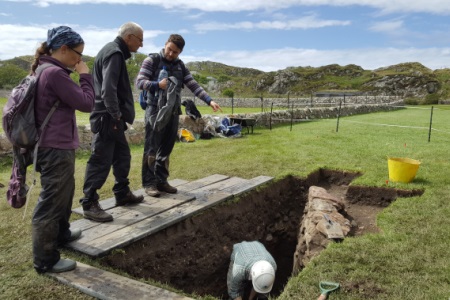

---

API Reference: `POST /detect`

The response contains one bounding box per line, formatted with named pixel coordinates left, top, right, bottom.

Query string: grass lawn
left=0, top=103, right=449, bottom=299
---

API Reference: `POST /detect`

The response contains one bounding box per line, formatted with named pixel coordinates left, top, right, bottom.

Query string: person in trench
left=227, top=241, right=277, bottom=300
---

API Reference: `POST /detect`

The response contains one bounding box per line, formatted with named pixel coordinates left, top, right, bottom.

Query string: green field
left=0, top=102, right=449, bottom=299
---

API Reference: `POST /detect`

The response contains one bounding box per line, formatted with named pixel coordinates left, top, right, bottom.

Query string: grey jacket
left=150, top=76, right=181, bottom=131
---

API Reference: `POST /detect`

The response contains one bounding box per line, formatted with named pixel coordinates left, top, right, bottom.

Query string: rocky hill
left=185, top=61, right=447, bottom=102
left=1, top=55, right=449, bottom=103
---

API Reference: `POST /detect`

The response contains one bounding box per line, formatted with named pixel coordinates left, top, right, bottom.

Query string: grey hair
left=118, top=22, right=143, bottom=38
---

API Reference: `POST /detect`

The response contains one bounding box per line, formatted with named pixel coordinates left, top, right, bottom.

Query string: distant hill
left=1, top=55, right=449, bottom=103
left=185, top=60, right=447, bottom=103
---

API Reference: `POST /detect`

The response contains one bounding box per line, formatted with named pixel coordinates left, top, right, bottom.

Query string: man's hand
left=210, top=100, right=223, bottom=113
left=158, top=78, right=168, bottom=90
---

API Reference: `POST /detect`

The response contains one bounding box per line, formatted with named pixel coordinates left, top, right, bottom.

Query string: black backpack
left=2, top=63, right=60, bottom=210
left=2, top=63, right=59, bottom=148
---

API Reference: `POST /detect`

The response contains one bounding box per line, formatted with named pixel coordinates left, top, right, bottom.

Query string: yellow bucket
left=387, top=157, right=421, bottom=183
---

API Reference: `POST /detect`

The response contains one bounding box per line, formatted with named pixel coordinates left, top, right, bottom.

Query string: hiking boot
left=157, top=182, right=177, bottom=194
left=49, top=258, right=77, bottom=273
left=145, top=186, right=161, bottom=197
left=116, top=191, right=144, bottom=206
left=68, top=228, right=82, bottom=242
left=83, top=201, right=113, bottom=222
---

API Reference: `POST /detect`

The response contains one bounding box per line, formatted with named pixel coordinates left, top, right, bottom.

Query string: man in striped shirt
left=227, top=241, right=277, bottom=300
left=136, top=34, right=221, bottom=197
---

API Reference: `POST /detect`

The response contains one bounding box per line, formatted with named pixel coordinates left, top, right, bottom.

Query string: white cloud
left=8, top=0, right=450, bottom=15
left=369, top=20, right=404, bottom=33
left=195, top=15, right=351, bottom=32
left=0, top=24, right=168, bottom=59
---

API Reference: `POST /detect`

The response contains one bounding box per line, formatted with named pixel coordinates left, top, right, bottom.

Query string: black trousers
left=81, top=119, right=131, bottom=204
left=32, top=148, right=75, bottom=272
left=142, top=104, right=178, bottom=187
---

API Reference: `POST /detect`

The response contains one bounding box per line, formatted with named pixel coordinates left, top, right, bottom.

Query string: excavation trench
left=100, top=169, right=423, bottom=299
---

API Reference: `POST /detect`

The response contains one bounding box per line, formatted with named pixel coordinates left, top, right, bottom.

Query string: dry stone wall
left=190, top=95, right=400, bottom=109
left=0, top=102, right=403, bottom=155
left=292, top=186, right=351, bottom=274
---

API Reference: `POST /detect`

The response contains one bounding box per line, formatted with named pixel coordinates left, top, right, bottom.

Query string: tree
left=193, top=73, right=208, bottom=84
left=125, top=53, right=148, bottom=87
left=0, top=64, right=28, bottom=89
left=223, top=88, right=234, bottom=98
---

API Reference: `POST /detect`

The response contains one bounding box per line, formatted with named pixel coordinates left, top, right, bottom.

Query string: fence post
left=231, top=96, right=234, bottom=115
left=290, top=103, right=294, bottom=131
left=428, top=106, right=434, bottom=142
left=336, top=100, right=342, bottom=132
left=287, top=92, right=290, bottom=109
left=270, top=102, right=273, bottom=130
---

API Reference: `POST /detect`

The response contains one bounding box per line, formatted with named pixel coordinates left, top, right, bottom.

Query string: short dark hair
left=167, top=34, right=185, bottom=51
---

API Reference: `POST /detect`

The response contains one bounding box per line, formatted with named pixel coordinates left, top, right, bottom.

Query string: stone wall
left=227, top=101, right=404, bottom=126
left=292, top=186, right=351, bottom=274
left=0, top=102, right=403, bottom=156
left=192, top=95, right=401, bottom=109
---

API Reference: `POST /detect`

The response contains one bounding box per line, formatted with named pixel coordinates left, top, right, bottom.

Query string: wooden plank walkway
left=46, top=262, right=195, bottom=300
left=67, top=174, right=273, bottom=258
left=50, top=174, right=272, bottom=300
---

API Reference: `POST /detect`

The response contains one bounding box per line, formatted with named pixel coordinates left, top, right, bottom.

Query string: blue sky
left=1, top=0, right=450, bottom=71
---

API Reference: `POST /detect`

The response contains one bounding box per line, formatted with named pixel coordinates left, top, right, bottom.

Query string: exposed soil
left=100, top=169, right=424, bottom=299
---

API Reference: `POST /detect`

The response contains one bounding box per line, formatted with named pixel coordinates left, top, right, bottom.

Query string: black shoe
left=83, top=201, right=113, bottom=222
left=116, top=191, right=144, bottom=206
left=157, top=182, right=177, bottom=194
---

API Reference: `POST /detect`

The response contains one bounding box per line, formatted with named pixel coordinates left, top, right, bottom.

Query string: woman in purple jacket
left=31, top=26, right=95, bottom=274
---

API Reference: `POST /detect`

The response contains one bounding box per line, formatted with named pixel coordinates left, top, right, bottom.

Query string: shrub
left=404, top=97, right=419, bottom=105
left=223, top=88, right=234, bottom=98
left=423, top=93, right=440, bottom=105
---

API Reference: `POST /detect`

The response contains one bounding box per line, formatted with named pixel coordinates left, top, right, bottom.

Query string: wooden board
left=72, top=191, right=232, bottom=257
left=177, top=174, right=229, bottom=192
left=72, top=179, right=189, bottom=215
left=46, top=262, right=194, bottom=300
left=68, top=193, right=195, bottom=252
left=194, top=176, right=247, bottom=193
left=67, top=174, right=273, bottom=257
left=222, top=175, right=273, bottom=195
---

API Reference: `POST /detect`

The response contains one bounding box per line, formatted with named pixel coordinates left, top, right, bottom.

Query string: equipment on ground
left=318, top=281, right=340, bottom=299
